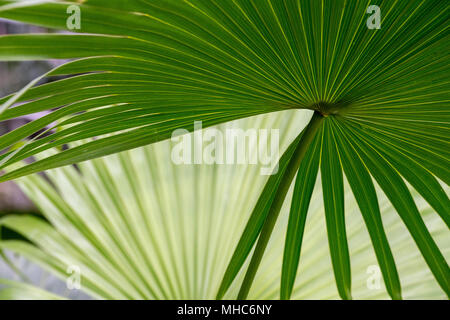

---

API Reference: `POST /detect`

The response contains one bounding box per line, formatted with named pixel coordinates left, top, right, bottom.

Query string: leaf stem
left=237, top=111, right=324, bottom=299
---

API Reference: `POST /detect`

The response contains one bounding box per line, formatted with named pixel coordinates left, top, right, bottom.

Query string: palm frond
left=0, top=0, right=449, bottom=299
left=0, top=112, right=448, bottom=299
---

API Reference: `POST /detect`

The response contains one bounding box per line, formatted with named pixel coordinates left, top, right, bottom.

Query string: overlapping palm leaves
left=0, top=0, right=449, bottom=299
left=0, top=112, right=448, bottom=299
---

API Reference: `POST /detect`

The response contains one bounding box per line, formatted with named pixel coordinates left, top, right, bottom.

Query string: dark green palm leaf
left=280, top=131, right=321, bottom=300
